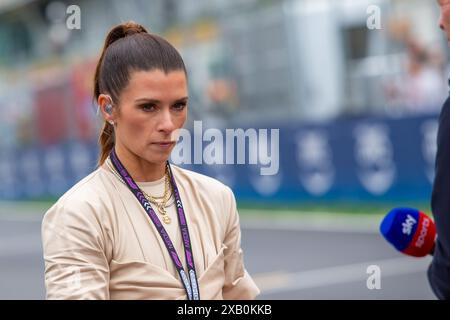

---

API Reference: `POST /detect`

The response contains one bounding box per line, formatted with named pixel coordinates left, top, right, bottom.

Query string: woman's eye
left=141, top=104, right=156, bottom=112
left=173, top=102, right=187, bottom=111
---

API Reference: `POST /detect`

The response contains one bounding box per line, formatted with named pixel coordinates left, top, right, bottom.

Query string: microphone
left=380, top=207, right=436, bottom=257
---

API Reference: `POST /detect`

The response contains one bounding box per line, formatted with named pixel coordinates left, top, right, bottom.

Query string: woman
left=41, top=21, right=260, bottom=300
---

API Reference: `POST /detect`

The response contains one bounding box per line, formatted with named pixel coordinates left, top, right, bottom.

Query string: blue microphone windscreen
left=380, top=207, right=419, bottom=251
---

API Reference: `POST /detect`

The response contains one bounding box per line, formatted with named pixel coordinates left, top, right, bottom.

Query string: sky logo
left=402, top=214, right=417, bottom=236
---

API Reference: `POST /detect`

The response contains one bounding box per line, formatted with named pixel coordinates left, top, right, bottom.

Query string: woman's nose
left=156, top=109, right=176, bottom=132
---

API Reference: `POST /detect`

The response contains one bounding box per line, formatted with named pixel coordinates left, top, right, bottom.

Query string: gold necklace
left=106, top=157, right=173, bottom=224
left=143, top=192, right=172, bottom=225
left=141, top=174, right=173, bottom=225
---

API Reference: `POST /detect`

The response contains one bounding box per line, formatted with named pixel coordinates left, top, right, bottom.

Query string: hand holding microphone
left=380, top=207, right=436, bottom=257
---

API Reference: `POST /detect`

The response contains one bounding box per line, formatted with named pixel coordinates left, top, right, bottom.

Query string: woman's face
left=111, top=69, right=188, bottom=165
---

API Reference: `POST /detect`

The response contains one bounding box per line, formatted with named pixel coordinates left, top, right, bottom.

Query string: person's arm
left=428, top=95, right=450, bottom=300
left=221, top=186, right=260, bottom=300
left=41, top=200, right=110, bottom=299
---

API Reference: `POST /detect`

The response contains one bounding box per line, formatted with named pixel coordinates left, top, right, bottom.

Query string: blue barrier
left=0, top=114, right=438, bottom=202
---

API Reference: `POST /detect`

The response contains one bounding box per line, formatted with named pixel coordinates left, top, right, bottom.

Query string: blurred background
left=0, top=0, right=446, bottom=299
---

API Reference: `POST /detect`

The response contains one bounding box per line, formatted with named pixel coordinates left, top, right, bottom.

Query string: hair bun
left=104, top=21, right=148, bottom=48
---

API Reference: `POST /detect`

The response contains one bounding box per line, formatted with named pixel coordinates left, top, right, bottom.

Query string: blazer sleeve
left=428, top=94, right=450, bottom=300
left=221, top=186, right=260, bottom=300
left=41, top=199, right=110, bottom=299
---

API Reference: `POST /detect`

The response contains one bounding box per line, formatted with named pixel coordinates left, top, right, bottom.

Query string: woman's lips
left=152, top=141, right=175, bottom=149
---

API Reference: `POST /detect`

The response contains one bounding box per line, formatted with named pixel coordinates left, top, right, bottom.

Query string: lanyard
left=109, top=149, right=200, bottom=300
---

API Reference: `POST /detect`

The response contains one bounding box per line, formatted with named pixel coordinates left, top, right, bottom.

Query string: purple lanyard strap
left=109, top=149, right=200, bottom=300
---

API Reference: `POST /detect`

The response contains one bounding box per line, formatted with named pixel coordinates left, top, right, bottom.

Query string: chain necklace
left=105, top=156, right=173, bottom=224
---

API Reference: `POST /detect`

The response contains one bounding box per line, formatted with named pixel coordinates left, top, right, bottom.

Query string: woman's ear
left=98, top=94, right=115, bottom=122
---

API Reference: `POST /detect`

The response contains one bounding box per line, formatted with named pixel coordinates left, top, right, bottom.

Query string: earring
left=109, top=120, right=115, bottom=126
left=105, top=104, right=113, bottom=115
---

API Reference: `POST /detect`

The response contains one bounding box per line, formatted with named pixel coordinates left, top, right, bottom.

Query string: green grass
left=0, top=200, right=56, bottom=214
left=0, top=199, right=432, bottom=221
left=237, top=200, right=432, bottom=217
left=236, top=201, right=433, bottom=229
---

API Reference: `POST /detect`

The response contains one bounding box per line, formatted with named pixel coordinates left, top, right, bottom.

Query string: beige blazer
left=41, top=162, right=260, bottom=300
